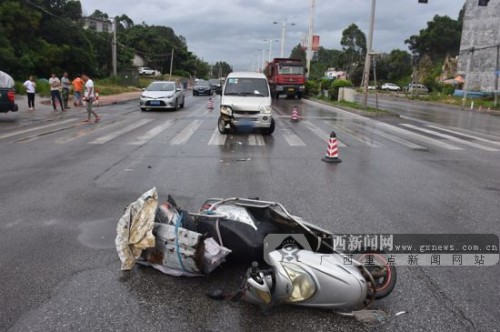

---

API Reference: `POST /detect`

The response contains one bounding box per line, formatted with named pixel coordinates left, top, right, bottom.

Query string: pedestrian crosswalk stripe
left=89, top=119, right=152, bottom=144
left=248, top=133, right=265, bottom=146
left=302, top=120, right=347, bottom=147
left=129, top=120, right=173, bottom=145
left=425, top=124, right=500, bottom=148
left=0, top=119, right=78, bottom=140
left=402, top=124, right=499, bottom=152
left=170, top=119, right=203, bottom=145
left=325, top=121, right=382, bottom=147
left=352, top=123, right=427, bottom=150
left=208, top=128, right=227, bottom=145
left=280, top=128, right=306, bottom=146
left=375, top=122, right=463, bottom=151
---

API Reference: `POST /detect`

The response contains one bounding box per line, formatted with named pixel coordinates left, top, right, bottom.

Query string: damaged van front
left=217, top=72, right=275, bottom=135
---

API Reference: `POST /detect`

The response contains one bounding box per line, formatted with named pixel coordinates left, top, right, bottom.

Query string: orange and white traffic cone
left=95, top=89, right=99, bottom=106
left=290, top=106, right=299, bottom=122
left=322, top=131, right=342, bottom=163
left=207, top=98, right=214, bottom=110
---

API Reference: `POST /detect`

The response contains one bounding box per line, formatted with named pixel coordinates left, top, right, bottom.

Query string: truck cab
left=265, top=58, right=306, bottom=99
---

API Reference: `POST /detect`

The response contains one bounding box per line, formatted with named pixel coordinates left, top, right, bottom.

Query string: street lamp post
left=273, top=20, right=295, bottom=58
left=362, top=0, right=376, bottom=108
left=264, top=39, right=279, bottom=63
left=306, top=0, right=316, bottom=79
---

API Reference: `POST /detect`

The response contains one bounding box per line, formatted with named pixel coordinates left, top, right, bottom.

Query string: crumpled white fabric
left=115, top=188, right=158, bottom=270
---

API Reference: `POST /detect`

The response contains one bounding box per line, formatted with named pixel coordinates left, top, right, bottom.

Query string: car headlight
left=259, top=106, right=272, bottom=114
left=221, top=105, right=232, bottom=116
left=281, top=262, right=316, bottom=302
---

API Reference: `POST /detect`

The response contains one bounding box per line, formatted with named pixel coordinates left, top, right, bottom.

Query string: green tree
left=340, top=24, right=366, bottom=80
left=405, top=15, right=461, bottom=61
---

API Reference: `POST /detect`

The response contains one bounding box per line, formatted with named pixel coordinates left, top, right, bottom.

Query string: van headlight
left=281, top=262, right=316, bottom=302
left=259, top=106, right=272, bottom=114
left=221, top=105, right=232, bottom=116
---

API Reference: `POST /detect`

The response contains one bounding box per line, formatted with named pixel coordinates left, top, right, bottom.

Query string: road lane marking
left=89, top=119, right=152, bottom=144
left=129, top=120, right=173, bottom=145
left=0, top=119, right=78, bottom=140
left=325, top=121, right=382, bottom=147
left=353, top=124, right=427, bottom=150
left=425, top=124, right=500, bottom=148
left=169, top=119, right=203, bottom=145
left=280, top=128, right=306, bottom=146
left=302, top=121, right=347, bottom=147
left=402, top=124, right=499, bottom=152
left=208, top=128, right=227, bottom=145
left=248, top=133, right=265, bottom=146
left=374, top=122, right=463, bottom=150
left=55, top=118, right=130, bottom=144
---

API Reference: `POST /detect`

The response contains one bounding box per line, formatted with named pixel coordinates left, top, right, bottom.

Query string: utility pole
left=112, top=17, right=117, bottom=77
left=169, top=48, right=174, bottom=80
left=362, top=0, right=376, bottom=108
left=495, top=44, right=499, bottom=108
left=306, top=0, right=316, bottom=79
left=462, top=47, right=474, bottom=109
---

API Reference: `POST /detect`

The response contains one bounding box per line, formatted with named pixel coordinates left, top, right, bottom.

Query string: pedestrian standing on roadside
left=23, top=75, right=36, bottom=111
left=61, top=72, right=71, bottom=109
left=72, top=74, right=84, bottom=106
left=81, top=73, right=100, bottom=123
left=49, top=73, right=65, bottom=112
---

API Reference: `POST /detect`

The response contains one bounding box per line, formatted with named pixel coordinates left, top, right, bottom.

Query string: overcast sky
left=81, top=0, right=465, bottom=71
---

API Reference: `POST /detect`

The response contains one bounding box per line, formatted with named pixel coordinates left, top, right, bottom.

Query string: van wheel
left=218, top=116, right=229, bottom=134
left=261, top=118, right=275, bottom=135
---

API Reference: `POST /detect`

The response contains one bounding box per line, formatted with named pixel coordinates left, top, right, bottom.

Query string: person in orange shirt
left=72, top=74, right=84, bottom=106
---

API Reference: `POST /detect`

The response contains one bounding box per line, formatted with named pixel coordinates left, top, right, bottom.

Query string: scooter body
left=243, top=249, right=368, bottom=310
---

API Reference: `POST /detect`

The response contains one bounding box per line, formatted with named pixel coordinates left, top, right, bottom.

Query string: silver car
left=140, top=81, right=185, bottom=111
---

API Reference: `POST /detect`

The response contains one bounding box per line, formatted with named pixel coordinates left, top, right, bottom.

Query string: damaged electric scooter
left=116, top=188, right=403, bottom=324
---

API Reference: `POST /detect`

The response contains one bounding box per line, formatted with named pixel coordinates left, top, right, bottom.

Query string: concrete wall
left=458, top=0, right=500, bottom=92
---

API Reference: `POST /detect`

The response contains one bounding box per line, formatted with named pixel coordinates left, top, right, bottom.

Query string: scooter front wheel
left=355, top=251, right=397, bottom=300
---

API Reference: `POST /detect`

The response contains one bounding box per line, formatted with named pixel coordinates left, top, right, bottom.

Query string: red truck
left=264, top=58, right=306, bottom=99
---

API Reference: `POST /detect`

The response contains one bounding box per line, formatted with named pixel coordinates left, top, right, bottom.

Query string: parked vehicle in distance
left=381, top=83, right=401, bottom=91
left=406, top=83, right=429, bottom=94
left=217, top=71, right=274, bottom=135
left=0, top=71, right=18, bottom=113
left=265, top=58, right=306, bottom=99
left=140, top=81, right=185, bottom=111
left=209, top=79, right=222, bottom=94
left=138, top=67, right=155, bottom=75
left=193, top=80, right=212, bottom=96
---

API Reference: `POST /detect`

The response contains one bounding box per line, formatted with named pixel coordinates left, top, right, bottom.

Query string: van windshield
left=224, top=78, right=269, bottom=97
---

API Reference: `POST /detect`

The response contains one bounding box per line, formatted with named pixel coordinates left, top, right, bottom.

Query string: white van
left=217, top=72, right=274, bottom=135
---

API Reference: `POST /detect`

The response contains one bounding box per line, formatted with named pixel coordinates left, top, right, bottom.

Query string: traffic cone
left=207, top=98, right=214, bottom=110
left=290, top=106, right=299, bottom=122
left=322, top=131, right=342, bottom=163
left=94, top=89, right=99, bottom=106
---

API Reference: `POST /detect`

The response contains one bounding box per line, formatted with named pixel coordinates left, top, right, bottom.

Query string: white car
left=138, top=67, right=155, bottom=75
left=218, top=72, right=274, bottom=135
left=140, top=81, right=185, bottom=111
left=381, top=83, right=401, bottom=91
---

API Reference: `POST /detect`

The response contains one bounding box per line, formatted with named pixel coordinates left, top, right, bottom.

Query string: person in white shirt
left=81, top=73, right=100, bottom=123
left=23, top=76, right=36, bottom=110
left=48, top=73, right=64, bottom=112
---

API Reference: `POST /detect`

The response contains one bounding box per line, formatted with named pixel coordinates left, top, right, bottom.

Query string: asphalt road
left=0, top=94, right=499, bottom=331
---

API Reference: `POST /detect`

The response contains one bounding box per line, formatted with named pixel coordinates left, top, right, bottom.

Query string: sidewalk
left=14, top=91, right=142, bottom=113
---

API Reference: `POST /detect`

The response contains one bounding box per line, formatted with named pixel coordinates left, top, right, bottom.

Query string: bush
left=328, top=79, right=353, bottom=100
left=305, top=80, right=320, bottom=96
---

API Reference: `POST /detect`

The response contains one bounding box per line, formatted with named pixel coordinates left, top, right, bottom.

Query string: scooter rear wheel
left=355, top=252, right=397, bottom=300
